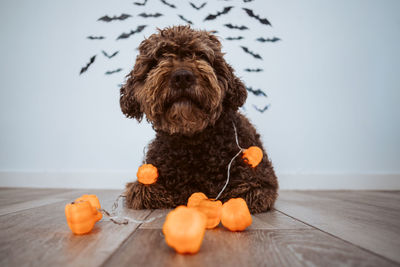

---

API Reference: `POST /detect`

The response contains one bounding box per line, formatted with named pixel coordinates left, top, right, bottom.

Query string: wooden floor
left=0, top=189, right=399, bottom=267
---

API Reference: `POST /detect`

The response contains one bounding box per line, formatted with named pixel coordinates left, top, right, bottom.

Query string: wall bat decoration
left=160, top=0, right=176, bottom=8
left=204, top=6, right=233, bottom=21
left=81, top=0, right=280, bottom=114
left=133, top=0, right=148, bottom=6
left=105, top=68, right=123, bottom=75
left=242, top=8, right=271, bottom=26
left=87, top=36, right=105, bottom=40
left=246, top=86, right=267, bottom=97
left=102, top=50, right=119, bottom=59
left=189, top=2, right=206, bottom=10
left=240, top=46, right=262, bottom=60
left=253, top=104, right=270, bottom=113
left=226, top=36, right=244, bottom=40
left=244, top=68, right=263, bottom=72
left=256, top=37, right=281, bottom=42
left=80, top=55, right=96, bottom=75
left=116, top=25, right=147, bottom=40
left=98, top=14, right=131, bottom=22
left=178, top=15, right=193, bottom=24
left=224, top=24, right=248, bottom=30
left=138, top=13, right=163, bottom=18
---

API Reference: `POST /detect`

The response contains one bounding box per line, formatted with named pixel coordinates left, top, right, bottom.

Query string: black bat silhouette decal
left=243, top=8, right=271, bottom=26
left=138, top=13, right=163, bottom=18
left=102, top=50, right=119, bottom=59
left=256, top=37, right=281, bottom=43
left=178, top=15, right=193, bottom=25
left=98, top=14, right=131, bottom=22
left=133, top=0, right=148, bottom=6
left=246, top=86, right=267, bottom=97
left=204, top=6, right=233, bottom=21
left=160, top=0, right=176, bottom=8
left=240, top=46, right=262, bottom=60
left=189, top=2, right=206, bottom=10
left=80, top=55, right=96, bottom=75
left=87, top=36, right=105, bottom=40
left=224, top=24, right=248, bottom=30
left=105, top=68, right=123, bottom=75
left=117, top=25, right=147, bottom=40
left=244, top=68, right=263, bottom=72
left=253, top=104, right=270, bottom=113
left=226, top=36, right=244, bottom=40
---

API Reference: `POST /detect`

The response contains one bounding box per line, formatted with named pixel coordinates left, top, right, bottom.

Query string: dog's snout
left=170, top=69, right=195, bottom=89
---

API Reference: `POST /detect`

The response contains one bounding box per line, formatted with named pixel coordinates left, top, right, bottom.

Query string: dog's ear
left=120, top=69, right=143, bottom=121
left=222, top=63, right=248, bottom=111
left=120, top=36, right=160, bottom=121
left=206, top=32, right=247, bottom=111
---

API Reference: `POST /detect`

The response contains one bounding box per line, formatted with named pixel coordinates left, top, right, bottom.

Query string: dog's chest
left=147, top=137, right=236, bottom=186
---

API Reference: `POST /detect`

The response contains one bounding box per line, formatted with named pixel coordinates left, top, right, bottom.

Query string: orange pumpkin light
left=137, top=164, right=158, bottom=185
left=187, top=192, right=208, bottom=208
left=65, top=201, right=96, bottom=235
left=187, top=192, right=222, bottom=229
left=221, top=198, right=252, bottom=231
left=195, top=199, right=222, bottom=229
left=75, top=194, right=102, bottom=222
left=162, top=206, right=207, bottom=254
left=242, top=146, right=263, bottom=168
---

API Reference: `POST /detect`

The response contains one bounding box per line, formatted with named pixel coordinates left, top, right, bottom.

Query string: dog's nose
left=170, top=69, right=195, bottom=89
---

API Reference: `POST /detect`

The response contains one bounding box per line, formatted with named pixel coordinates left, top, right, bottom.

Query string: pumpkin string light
left=66, top=122, right=261, bottom=233
left=98, top=194, right=164, bottom=225
left=137, top=143, right=159, bottom=185
left=215, top=121, right=263, bottom=200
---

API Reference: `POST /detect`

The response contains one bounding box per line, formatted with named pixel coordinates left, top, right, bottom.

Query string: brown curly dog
left=120, top=26, right=278, bottom=213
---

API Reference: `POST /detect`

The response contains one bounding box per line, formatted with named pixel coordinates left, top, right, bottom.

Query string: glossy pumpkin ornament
left=242, top=146, right=263, bottom=168
left=65, top=201, right=96, bottom=235
left=221, top=198, right=252, bottom=231
left=187, top=192, right=208, bottom=208
left=75, top=194, right=102, bottom=222
left=137, top=164, right=158, bottom=185
left=162, top=206, right=207, bottom=254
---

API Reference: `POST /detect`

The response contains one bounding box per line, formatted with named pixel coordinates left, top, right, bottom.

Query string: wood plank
left=140, top=209, right=311, bottom=230
left=0, top=188, right=91, bottom=216
left=103, top=228, right=397, bottom=267
left=299, top=190, right=400, bottom=210
left=275, top=191, right=400, bottom=264
left=0, top=187, right=75, bottom=208
left=0, top=189, right=151, bottom=267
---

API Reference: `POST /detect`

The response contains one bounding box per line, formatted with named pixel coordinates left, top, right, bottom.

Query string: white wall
left=0, top=0, right=399, bottom=189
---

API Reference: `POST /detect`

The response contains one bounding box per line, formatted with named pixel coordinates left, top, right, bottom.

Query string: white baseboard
left=0, top=171, right=399, bottom=190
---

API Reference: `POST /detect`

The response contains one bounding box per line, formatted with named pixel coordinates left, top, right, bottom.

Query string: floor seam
left=273, top=208, right=400, bottom=265
left=99, top=209, right=155, bottom=267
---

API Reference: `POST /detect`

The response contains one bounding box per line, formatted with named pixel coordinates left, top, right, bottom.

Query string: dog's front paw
left=124, top=181, right=174, bottom=209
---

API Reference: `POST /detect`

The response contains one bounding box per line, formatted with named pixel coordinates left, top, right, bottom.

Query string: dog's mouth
left=164, top=93, right=202, bottom=111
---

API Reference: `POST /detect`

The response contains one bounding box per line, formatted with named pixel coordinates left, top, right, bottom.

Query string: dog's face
left=121, top=26, right=247, bottom=135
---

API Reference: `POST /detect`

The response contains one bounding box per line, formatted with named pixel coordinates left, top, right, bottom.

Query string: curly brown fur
left=121, top=26, right=278, bottom=213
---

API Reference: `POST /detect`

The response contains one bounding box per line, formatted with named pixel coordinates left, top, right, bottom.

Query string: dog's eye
left=197, top=53, right=210, bottom=63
